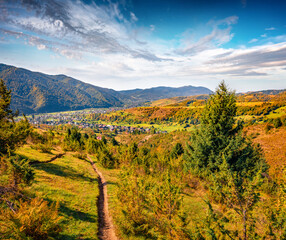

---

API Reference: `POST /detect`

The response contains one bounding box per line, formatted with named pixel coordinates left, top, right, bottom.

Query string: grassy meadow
left=16, top=146, right=99, bottom=240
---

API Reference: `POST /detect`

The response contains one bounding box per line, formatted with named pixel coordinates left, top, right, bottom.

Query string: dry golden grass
left=236, top=101, right=265, bottom=106
left=245, top=124, right=286, bottom=176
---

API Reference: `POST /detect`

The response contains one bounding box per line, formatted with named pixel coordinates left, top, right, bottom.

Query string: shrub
left=35, top=143, right=53, bottom=153
left=273, top=118, right=282, bottom=128
left=265, top=123, right=273, bottom=133
left=8, top=155, right=34, bottom=186
left=98, top=148, right=115, bottom=168
left=281, top=115, right=286, bottom=126
left=0, top=198, right=62, bottom=240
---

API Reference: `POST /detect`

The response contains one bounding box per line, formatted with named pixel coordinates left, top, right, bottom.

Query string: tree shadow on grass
left=33, top=162, right=97, bottom=183
left=104, top=181, right=118, bottom=187
left=43, top=200, right=97, bottom=240
left=59, top=204, right=96, bottom=223
left=57, top=234, right=94, bottom=240
left=58, top=204, right=97, bottom=240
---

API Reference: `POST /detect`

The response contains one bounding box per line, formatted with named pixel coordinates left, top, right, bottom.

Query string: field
left=245, top=124, right=286, bottom=175
left=16, top=146, right=99, bottom=240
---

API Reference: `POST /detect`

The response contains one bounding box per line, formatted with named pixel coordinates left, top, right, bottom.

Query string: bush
left=73, top=152, right=87, bottom=160
left=35, top=143, right=53, bottom=153
left=86, top=138, right=103, bottom=154
left=98, top=148, right=115, bottom=168
left=0, top=198, right=62, bottom=240
left=28, top=131, right=47, bottom=144
left=281, top=115, right=286, bottom=126
left=265, top=123, right=273, bottom=133
left=9, top=155, right=34, bottom=186
left=273, top=118, right=282, bottom=128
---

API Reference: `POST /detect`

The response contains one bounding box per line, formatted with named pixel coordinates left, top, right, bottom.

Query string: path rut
left=88, top=156, right=118, bottom=240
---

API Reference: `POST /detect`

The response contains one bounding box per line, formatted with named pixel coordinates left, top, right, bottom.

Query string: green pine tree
left=185, top=81, right=268, bottom=239
left=0, top=79, right=30, bottom=155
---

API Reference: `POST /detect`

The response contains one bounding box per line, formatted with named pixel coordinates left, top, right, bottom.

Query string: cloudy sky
left=0, top=0, right=286, bottom=92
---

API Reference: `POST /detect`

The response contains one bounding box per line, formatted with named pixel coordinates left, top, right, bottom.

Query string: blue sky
left=0, top=0, right=286, bottom=92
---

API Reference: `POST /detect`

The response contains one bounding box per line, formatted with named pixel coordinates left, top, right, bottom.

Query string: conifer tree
left=185, top=81, right=267, bottom=176
left=185, top=81, right=268, bottom=239
left=0, top=78, right=33, bottom=198
left=0, top=79, right=30, bottom=155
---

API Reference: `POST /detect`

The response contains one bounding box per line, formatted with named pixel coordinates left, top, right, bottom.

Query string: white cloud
left=208, top=16, right=239, bottom=27
left=261, top=33, right=267, bottom=38
left=249, top=38, right=258, bottom=43
left=14, top=17, right=66, bottom=36
left=206, top=42, right=286, bottom=77
left=37, top=44, right=46, bottom=50
left=130, top=12, right=138, bottom=22
left=176, top=16, right=238, bottom=55
left=1, top=0, right=166, bottom=62
left=1, top=1, right=286, bottom=92
left=150, top=25, right=155, bottom=32
left=265, top=27, right=276, bottom=31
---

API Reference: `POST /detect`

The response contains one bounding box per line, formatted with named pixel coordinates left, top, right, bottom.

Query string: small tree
left=185, top=81, right=268, bottom=239
left=273, top=117, right=282, bottom=128
left=171, top=143, right=184, bottom=159
left=63, top=127, right=84, bottom=151
left=0, top=79, right=32, bottom=190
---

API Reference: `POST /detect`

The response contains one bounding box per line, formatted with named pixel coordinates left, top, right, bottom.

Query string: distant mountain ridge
left=120, top=85, right=212, bottom=101
left=245, top=89, right=286, bottom=95
left=0, top=63, right=212, bottom=113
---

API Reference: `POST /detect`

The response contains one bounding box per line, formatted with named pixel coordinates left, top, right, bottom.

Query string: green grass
left=236, top=101, right=266, bottom=106
left=183, top=193, right=208, bottom=222
left=16, top=145, right=60, bottom=162
left=267, top=106, right=286, bottom=118
left=18, top=147, right=99, bottom=240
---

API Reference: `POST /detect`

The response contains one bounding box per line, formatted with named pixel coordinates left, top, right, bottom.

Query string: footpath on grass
left=87, top=155, right=118, bottom=240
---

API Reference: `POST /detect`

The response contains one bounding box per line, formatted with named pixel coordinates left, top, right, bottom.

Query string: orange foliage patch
left=245, top=124, right=286, bottom=176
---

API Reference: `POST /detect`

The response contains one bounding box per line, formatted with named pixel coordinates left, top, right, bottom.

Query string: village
left=25, top=108, right=167, bottom=134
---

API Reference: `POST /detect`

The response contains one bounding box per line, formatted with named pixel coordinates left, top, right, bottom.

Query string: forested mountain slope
left=0, top=63, right=212, bottom=114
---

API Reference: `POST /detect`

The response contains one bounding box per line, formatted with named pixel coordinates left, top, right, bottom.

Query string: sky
left=0, top=0, right=286, bottom=92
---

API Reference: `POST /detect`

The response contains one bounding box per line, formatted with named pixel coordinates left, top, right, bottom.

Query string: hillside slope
left=0, top=63, right=212, bottom=114
left=0, top=64, right=124, bottom=113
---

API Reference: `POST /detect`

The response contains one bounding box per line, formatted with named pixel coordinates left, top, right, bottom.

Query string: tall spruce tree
left=185, top=81, right=268, bottom=239
left=185, top=81, right=267, bottom=176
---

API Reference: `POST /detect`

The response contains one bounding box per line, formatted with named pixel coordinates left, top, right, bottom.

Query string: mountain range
left=0, top=63, right=212, bottom=114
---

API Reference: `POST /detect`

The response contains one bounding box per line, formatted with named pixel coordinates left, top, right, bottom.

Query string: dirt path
left=87, top=156, right=118, bottom=240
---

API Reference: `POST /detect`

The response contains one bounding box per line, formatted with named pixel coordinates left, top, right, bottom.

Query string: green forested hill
left=0, top=63, right=212, bottom=114
left=0, top=64, right=124, bottom=113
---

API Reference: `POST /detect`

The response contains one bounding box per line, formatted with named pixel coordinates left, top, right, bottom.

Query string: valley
left=1, top=77, right=286, bottom=239
left=1, top=1, right=286, bottom=239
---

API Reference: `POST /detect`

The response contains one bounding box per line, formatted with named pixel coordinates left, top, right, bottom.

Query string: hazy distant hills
left=120, top=85, right=212, bottom=101
left=0, top=63, right=212, bottom=113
